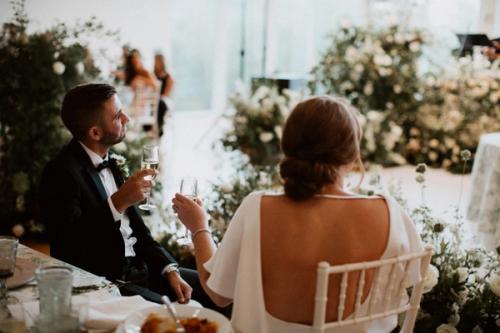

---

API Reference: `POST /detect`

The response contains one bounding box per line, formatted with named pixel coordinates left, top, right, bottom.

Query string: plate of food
left=122, top=304, right=232, bottom=333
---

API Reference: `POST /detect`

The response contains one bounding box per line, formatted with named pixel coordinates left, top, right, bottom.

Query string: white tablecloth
left=467, top=132, right=500, bottom=250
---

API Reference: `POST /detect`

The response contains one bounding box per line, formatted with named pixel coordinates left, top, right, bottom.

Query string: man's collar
left=78, top=141, right=108, bottom=169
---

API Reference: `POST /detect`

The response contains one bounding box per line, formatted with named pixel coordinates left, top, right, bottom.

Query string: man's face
left=99, top=94, right=129, bottom=146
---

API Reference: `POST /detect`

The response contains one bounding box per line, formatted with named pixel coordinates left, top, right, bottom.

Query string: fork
left=161, top=295, right=185, bottom=333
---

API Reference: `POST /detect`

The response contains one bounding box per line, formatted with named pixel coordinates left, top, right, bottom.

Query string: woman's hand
left=172, top=193, right=207, bottom=232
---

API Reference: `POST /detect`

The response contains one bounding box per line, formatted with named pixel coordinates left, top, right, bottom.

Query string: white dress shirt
left=79, top=142, right=137, bottom=257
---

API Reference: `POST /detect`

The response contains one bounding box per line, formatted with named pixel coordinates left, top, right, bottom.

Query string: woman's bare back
left=260, top=194, right=390, bottom=324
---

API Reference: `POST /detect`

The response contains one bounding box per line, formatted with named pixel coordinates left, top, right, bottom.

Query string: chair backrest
left=312, top=245, right=433, bottom=333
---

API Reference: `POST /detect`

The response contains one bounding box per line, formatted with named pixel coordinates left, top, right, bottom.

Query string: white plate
left=122, top=304, right=232, bottom=333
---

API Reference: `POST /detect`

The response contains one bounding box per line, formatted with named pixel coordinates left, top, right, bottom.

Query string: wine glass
left=176, top=177, right=198, bottom=245
left=0, top=236, right=18, bottom=319
left=138, top=145, right=159, bottom=211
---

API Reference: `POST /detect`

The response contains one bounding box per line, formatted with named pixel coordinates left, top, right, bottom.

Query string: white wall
left=0, top=0, right=171, bottom=74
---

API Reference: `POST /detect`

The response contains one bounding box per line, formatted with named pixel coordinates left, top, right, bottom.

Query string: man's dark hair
left=61, top=83, right=117, bottom=140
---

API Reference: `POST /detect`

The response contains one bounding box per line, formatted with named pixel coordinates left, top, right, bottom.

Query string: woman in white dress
left=172, top=96, right=424, bottom=333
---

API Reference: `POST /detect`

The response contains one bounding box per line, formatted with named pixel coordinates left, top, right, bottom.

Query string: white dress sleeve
left=390, top=196, right=425, bottom=286
left=203, top=192, right=257, bottom=299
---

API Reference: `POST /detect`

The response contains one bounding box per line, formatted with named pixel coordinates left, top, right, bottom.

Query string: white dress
left=204, top=191, right=424, bottom=333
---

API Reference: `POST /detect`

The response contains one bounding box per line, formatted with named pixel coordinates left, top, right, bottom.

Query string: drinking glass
left=176, top=177, right=198, bottom=245
left=0, top=236, right=18, bottom=319
left=138, top=145, right=159, bottom=211
left=36, top=266, right=73, bottom=323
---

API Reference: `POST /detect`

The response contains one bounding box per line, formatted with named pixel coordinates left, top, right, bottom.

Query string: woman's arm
left=172, top=194, right=232, bottom=307
left=161, top=75, right=174, bottom=97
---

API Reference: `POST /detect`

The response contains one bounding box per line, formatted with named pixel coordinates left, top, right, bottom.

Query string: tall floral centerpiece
left=309, top=23, right=425, bottom=166
left=221, top=86, right=302, bottom=167
left=0, top=0, right=116, bottom=237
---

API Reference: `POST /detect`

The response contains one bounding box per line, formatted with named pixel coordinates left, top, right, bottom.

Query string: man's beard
left=100, top=130, right=126, bottom=146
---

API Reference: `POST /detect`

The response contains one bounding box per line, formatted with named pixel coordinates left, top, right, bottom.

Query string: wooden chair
left=312, top=245, right=433, bottom=333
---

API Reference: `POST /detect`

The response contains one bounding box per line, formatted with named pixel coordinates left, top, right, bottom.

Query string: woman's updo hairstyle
left=279, top=96, right=363, bottom=201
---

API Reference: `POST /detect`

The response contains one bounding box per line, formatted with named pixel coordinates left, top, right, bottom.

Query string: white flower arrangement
left=222, top=86, right=302, bottom=166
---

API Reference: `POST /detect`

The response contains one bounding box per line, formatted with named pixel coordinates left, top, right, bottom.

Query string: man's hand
left=165, top=271, right=192, bottom=304
left=111, top=169, right=157, bottom=213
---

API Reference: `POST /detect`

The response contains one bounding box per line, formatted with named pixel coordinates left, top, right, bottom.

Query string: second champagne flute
left=138, top=145, right=159, bottom=211
left=176, top=177, right=198, bottom=245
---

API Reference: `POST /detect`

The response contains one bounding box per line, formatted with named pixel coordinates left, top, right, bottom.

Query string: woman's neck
left=318, top=181, right=349, bottom=196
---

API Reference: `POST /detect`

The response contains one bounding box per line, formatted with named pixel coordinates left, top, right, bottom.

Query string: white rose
left=235, top=116, right=248, bottom=124
left=429, top=151, right=438, bottom=161
left=53, top=51, right=60, bottom=59
left=395, top=33, right=405, bottom=44
left=363, top=83, right=374, bottom=96
left=345, top=46, right=358, bottom=59
left=12, top=224, right=25, bottom=238
left=340, top=81, right=354, bottom=91
left=490, top=92, right=499, bottom=104
left=53, top=61, right=66, bottom=75
left=385, top=102, right=394, bottom=109
left=488, top=275, right=500, bottom=297
left=456, top=267, right=468, bottom=283
left=429, top=139, right=439, bottom=148
left=259, top=132, right=274, bottom=143
left=75, top=62, right=84, bottom=75
left=393, top=85, right=402, bottom=94
left=220, top=183, right=234, bottom=193
left=436, top=324, right=458, bottom=333
left=423, top=264, right=439, bottom=293
left=354, top=63, right=364, bottom=73
left=274, top=126, right=283, bottom=139
left=374, top=54, right=392, bottom=66
left=366, top=111, right=382, bottom=122
left=409, top=41, right=421, bottom=52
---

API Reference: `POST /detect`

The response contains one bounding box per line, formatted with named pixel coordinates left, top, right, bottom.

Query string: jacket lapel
left=67, top=139, right=109, bottom=202
left=86, top=167, right=109, bottom=202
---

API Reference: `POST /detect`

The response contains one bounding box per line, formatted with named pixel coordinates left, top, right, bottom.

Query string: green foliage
left=0, top=0, right=116, bottom=237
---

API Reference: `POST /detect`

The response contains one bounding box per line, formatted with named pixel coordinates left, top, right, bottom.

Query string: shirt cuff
left=107, top=196, right=122, bottom=221
left=162, top=263, right=179, bottom=276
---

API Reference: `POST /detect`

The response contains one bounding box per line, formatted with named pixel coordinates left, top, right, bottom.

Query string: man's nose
left=122, top=111, right=130, bottom=124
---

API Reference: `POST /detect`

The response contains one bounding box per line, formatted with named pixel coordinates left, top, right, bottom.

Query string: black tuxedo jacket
left=39, top=139, right=176, bottom=280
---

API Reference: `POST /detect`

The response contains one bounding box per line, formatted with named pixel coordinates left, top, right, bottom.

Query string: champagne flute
left=138, top=145, right=159, bottom=211
left=176, top=177, right=198, bottom=245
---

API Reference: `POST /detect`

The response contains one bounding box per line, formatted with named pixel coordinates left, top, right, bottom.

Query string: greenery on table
left=0, top=0, right=117, bottom=238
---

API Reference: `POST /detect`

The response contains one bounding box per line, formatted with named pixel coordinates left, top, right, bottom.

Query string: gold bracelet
left=191, top=228, right=211, bottom=241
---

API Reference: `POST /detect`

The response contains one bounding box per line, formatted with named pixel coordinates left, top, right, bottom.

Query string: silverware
left=161, top=295, right=185, bottom=333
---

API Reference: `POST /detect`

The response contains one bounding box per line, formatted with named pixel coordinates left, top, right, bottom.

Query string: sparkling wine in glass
left=176, top=177, right=199, bottom=245
left=138, top=145, right=159, bottom=211
left=0, top=236, right=18, bottom=319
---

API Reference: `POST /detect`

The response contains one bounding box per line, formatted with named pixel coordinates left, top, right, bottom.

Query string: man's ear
left=87, top=126, right=102, bottom=141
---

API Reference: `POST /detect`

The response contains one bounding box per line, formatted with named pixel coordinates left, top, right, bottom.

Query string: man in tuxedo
left=39, top=83, right=216, bottom=308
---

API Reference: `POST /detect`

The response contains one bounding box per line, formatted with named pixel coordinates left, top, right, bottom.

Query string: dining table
left=7, top=244, right=158, bottom=332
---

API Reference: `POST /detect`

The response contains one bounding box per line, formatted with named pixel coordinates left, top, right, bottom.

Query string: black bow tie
left=96, top=159, right=112, bottom=172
